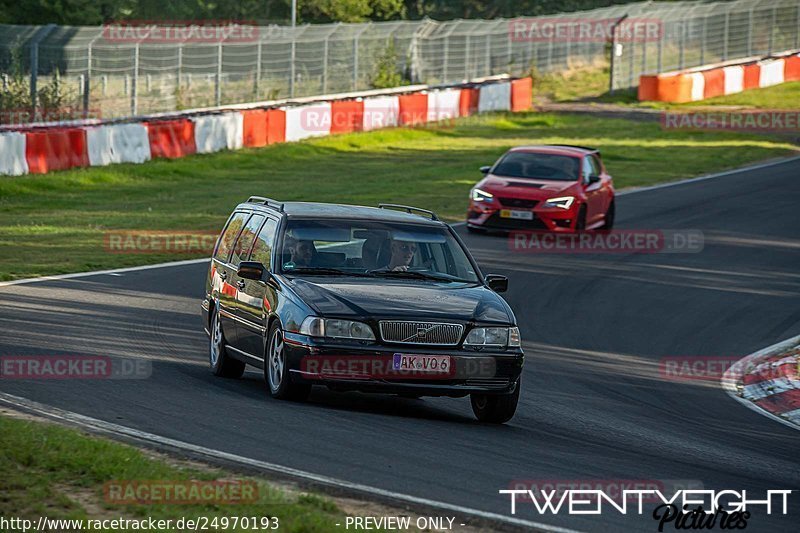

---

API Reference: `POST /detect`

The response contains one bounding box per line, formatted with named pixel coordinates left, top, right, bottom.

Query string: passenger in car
left=384, top=239, right=417, bottom=271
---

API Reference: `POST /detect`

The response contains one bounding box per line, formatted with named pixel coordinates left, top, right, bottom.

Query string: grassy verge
left=0, top=111, right=796, bottom=280
left=0, top=415, right=346, bottom=532
left=536, top=65, right=800, bottom=109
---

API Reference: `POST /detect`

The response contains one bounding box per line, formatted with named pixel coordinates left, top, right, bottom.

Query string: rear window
left=493, top=152, right=580, bottom=181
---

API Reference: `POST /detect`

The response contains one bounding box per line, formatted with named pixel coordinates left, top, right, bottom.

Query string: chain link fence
left=1, top=0, right=799, bottom=122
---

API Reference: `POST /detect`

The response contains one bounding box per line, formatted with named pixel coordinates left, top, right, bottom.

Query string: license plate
left=393, top=353, right=452, bottom=374
left=500, top=209, right=534, bottom=220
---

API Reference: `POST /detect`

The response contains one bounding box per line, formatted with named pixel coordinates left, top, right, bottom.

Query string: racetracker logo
left=0, top=355, right=151, bottom=380
left=508, top=230, right=704, bottom=254
left=299, top=355, right=496, bottom=380
left=104, top=230, right=218, bottom=254
left=662, top=111, right=800, bottom=132
left=102, top=20, right=259, bottom=43
left=509, top=18, right=662, bottom=43
left=103, top=480, right=259, bottom=504
left=507, top=479, right=703, bottom=503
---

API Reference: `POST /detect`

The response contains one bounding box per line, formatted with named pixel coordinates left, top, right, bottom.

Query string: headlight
left=543, top=196, right=575, bottom=209
left=299, top=317, right=375, bottom=341
left=464, top=326, right=521, bottom=347
left=471, top=188, right=494, bottom=202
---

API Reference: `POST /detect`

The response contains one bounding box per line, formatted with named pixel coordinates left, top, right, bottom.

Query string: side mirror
left=479, top=165, right=491, bottom=174
left=484, top=274, right=508, bottom=293
left=237, top=261, right=265, bottom=281
left=588, top=174, right=601, bottom=184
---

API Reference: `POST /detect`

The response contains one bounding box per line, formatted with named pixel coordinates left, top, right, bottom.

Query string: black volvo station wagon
left=201, top=197, right=524, bottom=423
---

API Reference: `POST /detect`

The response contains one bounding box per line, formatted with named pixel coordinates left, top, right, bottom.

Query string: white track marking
left=721, top=334, right=800, bottom=432
left=0, top=258, right=209, bottom=288
left=0, top=392, right=581, bottom=533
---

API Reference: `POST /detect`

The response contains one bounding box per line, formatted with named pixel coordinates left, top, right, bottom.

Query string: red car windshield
left=492, top=152, right=580, bottom=181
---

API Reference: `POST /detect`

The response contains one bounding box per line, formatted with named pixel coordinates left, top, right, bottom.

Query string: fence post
left=215, top=42, right=222, bottom=107
left=131, top=43, right=139, bottom=116
left=657, top=23, right=663, bottom=72
left=464, top=35, right=470, bottom=79
left=485, top=34, right=491, bottom=75
left=442, top=35, right=448, bottom=82
left=679, top=19, right=686, bottom=70
left=768, top=5, right=777, bottom=54
left=255, top=40, right=262, bottom=97
left=700, top=15, right=706, bottom=65
left=353, top=35, right=359, bottom=90
left=322, top=37, right=329, bottom=93
left=608, top=15, right=628, bottom=95
left=796, top=5, right=800, bottom=50
left=29, top=24, right=56, bottom=117
left=723, top=10, right=729, bottom=60
left=747, top=7, right=754, bottom=56
left=290, top=34, right=296, bottom=97
left=177, top=44, right=183, bottom=87
left=83, top=40, right=92, bottom=118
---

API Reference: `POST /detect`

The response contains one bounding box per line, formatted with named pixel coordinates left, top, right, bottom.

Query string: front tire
left=470, top=379, right=520, bottom=424
left=575, top=205, right=587, bottom=232
left=601, top=200, right=615, bottom=230
left=265, top=322, right=312, bottom=401
left=209, top=305, right=246, bottom=378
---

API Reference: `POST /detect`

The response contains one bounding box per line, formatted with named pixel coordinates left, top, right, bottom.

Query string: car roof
left=507, top=145, right=598, bottom=157
left=240, top=201, right=443, bottom=226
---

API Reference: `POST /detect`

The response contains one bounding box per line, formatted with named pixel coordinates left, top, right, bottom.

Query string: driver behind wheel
left=384, top=239, right=417, bottom=272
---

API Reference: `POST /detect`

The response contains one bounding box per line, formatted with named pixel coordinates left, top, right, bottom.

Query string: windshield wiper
left=284, top=267, right=370, bottom=277
left=368, top=269, right=465, bottom=282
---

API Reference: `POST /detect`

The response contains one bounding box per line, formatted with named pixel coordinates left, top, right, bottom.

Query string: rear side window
left=249, top=218, right=278, bottom=269
left=230, top=214, right=265, bottom=267
left=214, top=212, right=248, bottom=262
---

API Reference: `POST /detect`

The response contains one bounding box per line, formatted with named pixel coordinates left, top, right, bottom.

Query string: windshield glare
left=280, top=219, right=479, bottom=282
left=493, top=152, right=580, bottom=181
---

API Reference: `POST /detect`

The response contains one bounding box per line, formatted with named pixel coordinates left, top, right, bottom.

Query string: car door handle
left=236, top=280, right=246, bottom=290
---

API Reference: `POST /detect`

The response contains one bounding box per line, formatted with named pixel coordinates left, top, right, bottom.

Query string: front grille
left=379, top=321, right=464, bottom=345
left=498, top=197, right=538, bottom=208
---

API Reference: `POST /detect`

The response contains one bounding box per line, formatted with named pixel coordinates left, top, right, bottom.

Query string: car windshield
left=493, top=152, right=580, bottom=181
left=279, top=219, right=480, bottom=283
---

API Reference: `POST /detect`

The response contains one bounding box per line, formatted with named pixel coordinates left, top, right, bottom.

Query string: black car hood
left=286, top=277, right=513, bottom=324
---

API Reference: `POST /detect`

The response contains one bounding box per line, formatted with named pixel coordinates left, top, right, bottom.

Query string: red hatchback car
left=466, top=145, right=615, bottom=232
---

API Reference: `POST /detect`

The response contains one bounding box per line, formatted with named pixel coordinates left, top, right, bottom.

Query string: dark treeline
left=0, top=0, right=660, bottom=26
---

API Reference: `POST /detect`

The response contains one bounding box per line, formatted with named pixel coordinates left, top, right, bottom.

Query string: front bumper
left=467, top=201, right=577, bottom=232
left=284, top=332, right=524, bottom=397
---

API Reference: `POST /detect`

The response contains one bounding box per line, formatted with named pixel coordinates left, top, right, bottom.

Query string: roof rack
left=378, top=203, right=440, bottom=221
left=247, top=196, right=284, bottom=211
left=548, top=144, right=600, bottom=155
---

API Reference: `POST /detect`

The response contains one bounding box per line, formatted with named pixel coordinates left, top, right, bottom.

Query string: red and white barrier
left=759, top=59, right=785, bottom=88
left=722, top=66, right=744, bottom=95
left=1, top=76, right=533, bottom=176
left=478, top=81, right=512, bottom=112
left=193, top=112, right=244, bottom=154
left=362, top=95, right=399, bottom=131
left=87, top=123, right=151, bottom=166
left=427, top=89, right=461, bottom=122
left=639, top=50, right=798, bottom=103
left=0, top=132, right=28, bottom=176
left=285, top=103, right=331, bottom=142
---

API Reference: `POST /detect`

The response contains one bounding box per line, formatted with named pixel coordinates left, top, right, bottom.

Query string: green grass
left=536, top=65, right=800, bottom=109
left=0, top=112, right=796, bottom=280
left=0, top=416, right=347, bottom=531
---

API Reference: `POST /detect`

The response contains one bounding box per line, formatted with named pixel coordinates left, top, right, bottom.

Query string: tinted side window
left=589, top=155, right=602, bottom=176
left=582, top=157, right=593, bottom=181
left=249, top=218, right=278, bottom=269
left=231, top=214, right=265, bottom=267
left=214, top=212, right=248, bottom=262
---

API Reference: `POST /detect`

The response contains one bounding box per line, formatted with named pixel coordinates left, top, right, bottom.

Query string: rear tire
left=209, top=305, right=246, bottom=378
left=265, top=322, right=312, bottom=401
left=470, top=379, right=520, bottom=424
left=601, top=200, right=615, bottom=230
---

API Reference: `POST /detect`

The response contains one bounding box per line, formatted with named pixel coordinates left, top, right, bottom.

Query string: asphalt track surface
left=1, top=158, right=799, bottom=532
